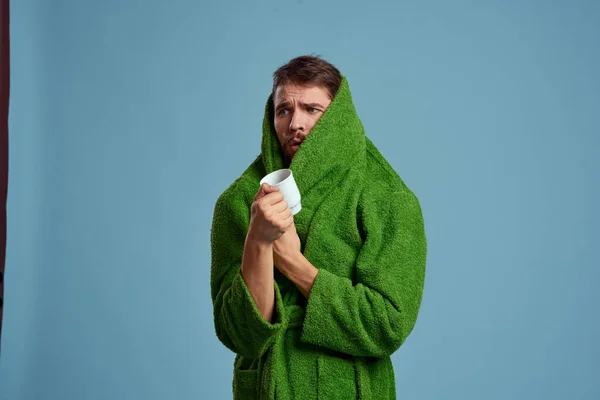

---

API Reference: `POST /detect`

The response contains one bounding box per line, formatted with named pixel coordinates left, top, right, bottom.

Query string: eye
left=308, top=107, right=319, bottom=113
left=278, top=109, right=290, bottom=116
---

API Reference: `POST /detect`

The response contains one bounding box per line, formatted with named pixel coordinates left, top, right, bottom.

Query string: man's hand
left=248, top=183, right=294, bottom=244
left=241, top=183, right=292, bottom=323
left=273, top=221, right=318, bottom=299
left=273, top=221, right=301, bottom=269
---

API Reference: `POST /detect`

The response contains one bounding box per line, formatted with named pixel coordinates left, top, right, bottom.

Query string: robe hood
left=260, top=75, right=367, bottom=213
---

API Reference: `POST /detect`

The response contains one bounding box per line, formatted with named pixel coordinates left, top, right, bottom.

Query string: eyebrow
left=305, top=102, right=325, bottom=109
left=275, top=101, right=291, bottom=111
left=275, top=101, right=326, bottom=111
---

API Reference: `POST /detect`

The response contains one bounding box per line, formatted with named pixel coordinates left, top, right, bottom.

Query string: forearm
left=241, top=234, right=276, bottom=323
left=275, top=251, right=319, bottom=299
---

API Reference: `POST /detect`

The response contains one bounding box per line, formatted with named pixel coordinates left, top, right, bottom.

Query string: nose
left=289, top=112, right=306, bottom=133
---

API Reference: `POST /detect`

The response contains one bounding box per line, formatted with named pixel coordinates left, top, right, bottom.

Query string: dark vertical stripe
left=0, top=0, right=9, bottom=344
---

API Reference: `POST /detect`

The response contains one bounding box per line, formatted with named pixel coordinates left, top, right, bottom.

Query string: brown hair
left=272, top=55, right=342, bottom=101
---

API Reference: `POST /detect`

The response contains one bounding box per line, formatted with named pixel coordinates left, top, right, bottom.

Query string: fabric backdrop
left=1, top=2, right=599, bottom=399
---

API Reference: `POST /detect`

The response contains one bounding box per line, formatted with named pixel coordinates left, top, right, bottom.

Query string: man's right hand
left=248, top=183, right=294, bottom=244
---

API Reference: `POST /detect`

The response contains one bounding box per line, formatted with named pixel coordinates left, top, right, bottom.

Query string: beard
left=279, top=135, right=304, bottom=167
left=282, top=146, right=293, bottom=167
left=280, top=138, right=295, bottom=167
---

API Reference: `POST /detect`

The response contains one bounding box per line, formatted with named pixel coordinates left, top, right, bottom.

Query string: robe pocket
left=233, top=368, right=258, bottom=400
left=317, top=354, right=357, bottom=399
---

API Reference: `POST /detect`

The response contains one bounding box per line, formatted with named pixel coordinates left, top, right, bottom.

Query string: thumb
left=262, top=183, right=280, bottom=195
left=255, top=183, right=277, bottom=201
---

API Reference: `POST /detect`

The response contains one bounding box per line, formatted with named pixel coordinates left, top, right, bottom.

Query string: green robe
left=210, top=75, right=427, bottom=399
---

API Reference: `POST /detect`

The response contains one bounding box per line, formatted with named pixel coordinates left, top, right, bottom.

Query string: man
left=210, top=55, right=427, bottom=399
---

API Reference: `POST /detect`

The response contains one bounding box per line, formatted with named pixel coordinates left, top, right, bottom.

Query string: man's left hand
left=273, top=220, right=319, bottom=299
left=273, top=221, right=301, bottom=270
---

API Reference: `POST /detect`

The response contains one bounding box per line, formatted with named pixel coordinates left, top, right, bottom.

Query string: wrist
left=246, top=230, right=273, bottom=250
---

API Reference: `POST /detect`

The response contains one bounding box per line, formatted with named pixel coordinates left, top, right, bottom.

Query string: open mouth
left=291, top=139, right=303, bottom=151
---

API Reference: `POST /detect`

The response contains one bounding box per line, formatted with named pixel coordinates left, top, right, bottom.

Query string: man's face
left=273, top=83, right=332, bottom=165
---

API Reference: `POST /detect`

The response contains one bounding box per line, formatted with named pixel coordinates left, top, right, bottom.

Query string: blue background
left=2, top=1, right=599, bottom=399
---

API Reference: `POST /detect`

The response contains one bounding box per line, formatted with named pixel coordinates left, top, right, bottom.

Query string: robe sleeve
left=300, top=187, right=427, bottom=358
left=210, top=193, right=286, bottom=359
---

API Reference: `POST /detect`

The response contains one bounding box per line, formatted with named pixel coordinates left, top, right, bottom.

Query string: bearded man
left=210, top=55, right=427, bottom=399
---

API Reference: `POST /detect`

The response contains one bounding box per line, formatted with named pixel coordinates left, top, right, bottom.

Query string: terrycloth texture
left=210, top=75, right=427, bottom=399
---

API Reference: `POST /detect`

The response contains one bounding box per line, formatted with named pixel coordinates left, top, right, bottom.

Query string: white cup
left=259, top=169, right=302, bottom=215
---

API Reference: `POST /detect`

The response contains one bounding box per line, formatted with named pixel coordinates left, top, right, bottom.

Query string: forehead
left=274, top=83, right=330, bottom=104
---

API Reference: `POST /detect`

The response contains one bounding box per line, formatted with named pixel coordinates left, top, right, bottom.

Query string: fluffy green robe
left=210, top=75, right=427, bottom=399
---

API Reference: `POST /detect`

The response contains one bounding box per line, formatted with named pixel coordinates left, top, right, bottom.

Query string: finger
left=255, top=184, right=271, bottom=200
left=269, top=204, right=291, bottom=221
left=263, top=183, right=279, bottom=193
left=281, top=213, right=294, bottom=229
left=262, top=191, right=284, bottom=206
left=270, top=199, right=290, bottom=213
left=279, top=207, right=292, bottom=220
left=255, top=183, right=279, bottom=201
